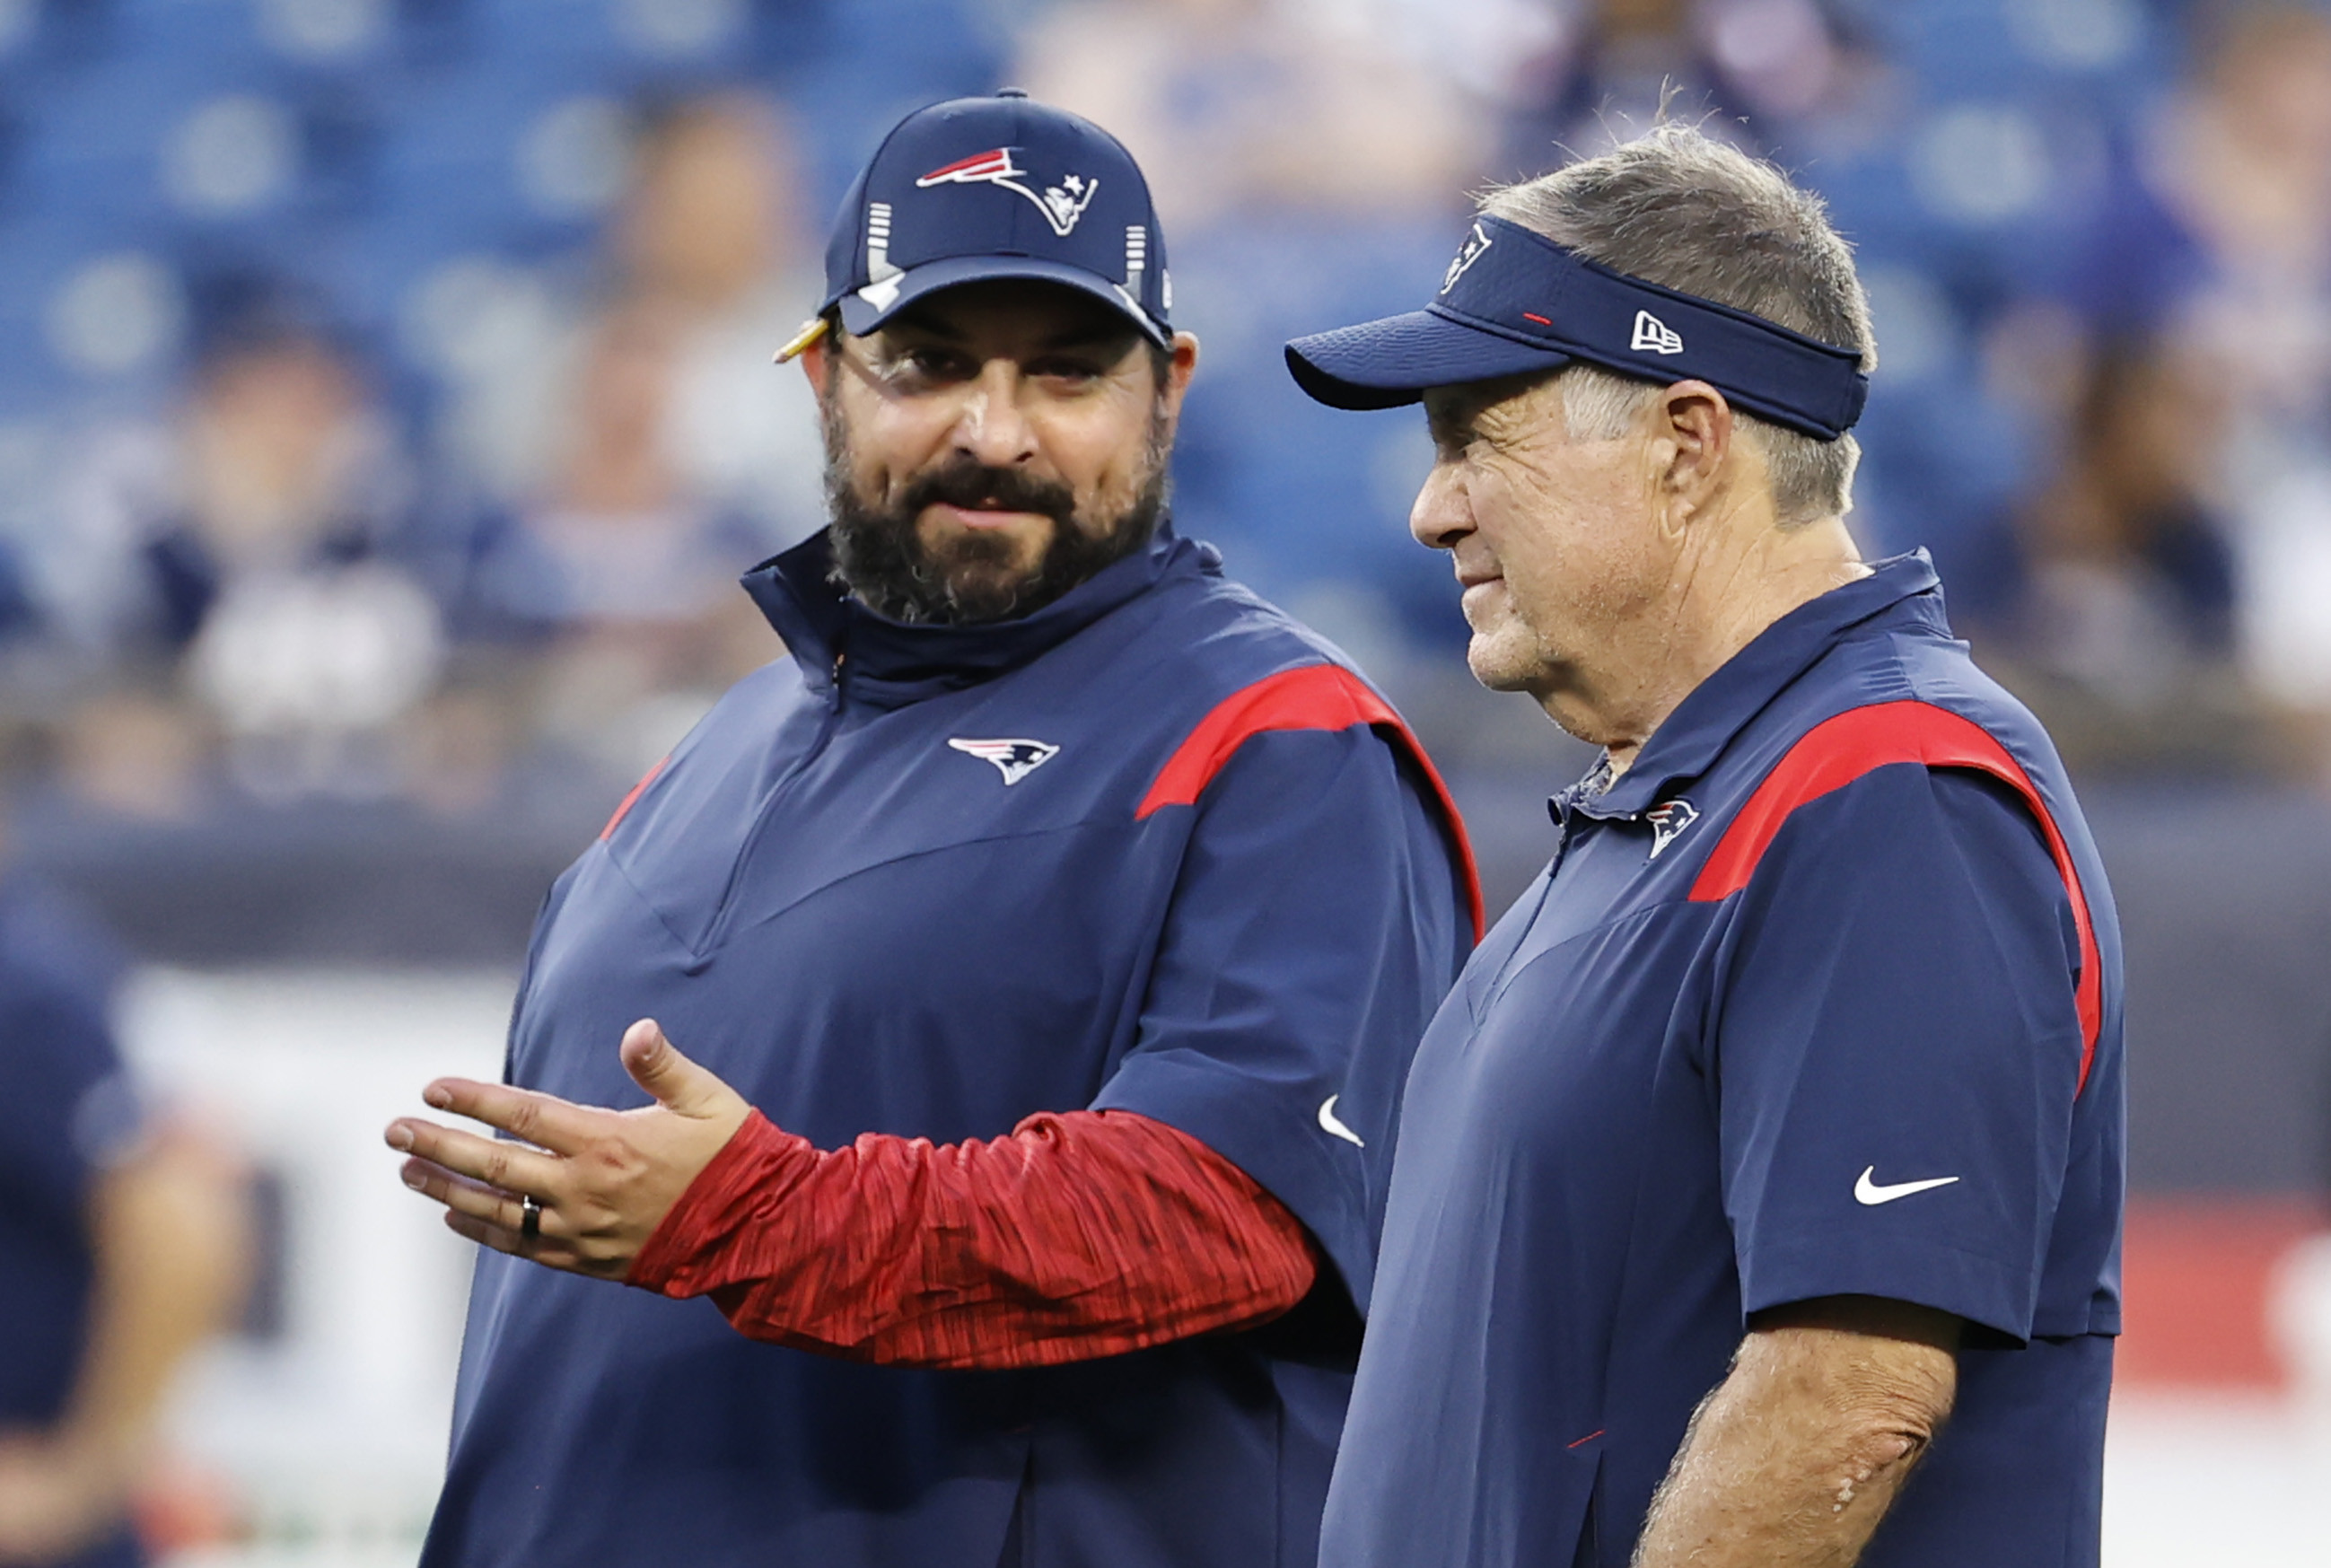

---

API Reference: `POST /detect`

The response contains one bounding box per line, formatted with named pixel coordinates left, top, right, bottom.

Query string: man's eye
left=1030, top=359, right=1102, bottom=381
left=876, top=347, right=966, bottom=383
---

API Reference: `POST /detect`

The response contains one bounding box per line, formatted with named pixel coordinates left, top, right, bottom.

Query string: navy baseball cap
left=1285, top=215, right=1868, bottom=441
left=778, top=90, right=1170, bottom=362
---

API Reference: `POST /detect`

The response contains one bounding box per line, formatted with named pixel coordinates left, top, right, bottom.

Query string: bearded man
left=386, top=92, right=1477, bottom=1568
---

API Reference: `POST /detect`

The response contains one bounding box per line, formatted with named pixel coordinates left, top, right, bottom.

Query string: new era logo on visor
left=916, top=148, right=1100, bottom=237
left=948, top=737, right=1059, bottom=784
left=1632, top=310, right=1685, bottom=355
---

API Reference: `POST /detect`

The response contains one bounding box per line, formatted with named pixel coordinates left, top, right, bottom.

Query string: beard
left=823, top=403, right=1171, bottom=626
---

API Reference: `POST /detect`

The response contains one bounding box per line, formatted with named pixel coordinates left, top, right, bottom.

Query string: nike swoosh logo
left=1318, top=1095, right=1365, bottom=1148
left=1854, top=1167, right=1960, bottom=1205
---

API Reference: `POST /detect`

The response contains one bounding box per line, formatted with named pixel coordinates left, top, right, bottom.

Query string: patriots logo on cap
left=1442, top=220, right=1493, bottom=294
left=1645, top=798, right=1700, bottom=859
left=917, top=148, right=1100, bottom=237
left=948, top=737, right=1061, bottom=784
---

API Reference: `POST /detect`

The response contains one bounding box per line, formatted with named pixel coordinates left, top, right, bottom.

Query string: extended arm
left=0, top=1127, right=251, bottom=1564
left=392, top=718, right=1464, bottom=1370
left=630, top=1102, right=1316, bottom=1368
left=390, top=1021, right=1316, bottom=1370
left=1633, top=1296, right=1959, bottom=1568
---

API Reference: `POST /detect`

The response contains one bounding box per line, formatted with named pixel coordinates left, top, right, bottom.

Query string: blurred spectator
left=611, top=95, right=827, bottom=546
left=1480, top=0, right=1887, bottom=165
left=464, top=295, right=776, bottom=783
left=0, top=869, right=251, bottom=1567
left=44, top=297, right=443, bottom=809
left=466, top=300, right=749, bottom=635
left=2076, top=4, right=2331, bottom=719
left=422, top=94, right=819, bottom=784
left=2134, top=3, right=2331, bottom=422
left=1959, top=330, right=2293, bottom=774
left=1017, top=0, right=1487, bottom=228
left=429, top=94, right=825, bottom=552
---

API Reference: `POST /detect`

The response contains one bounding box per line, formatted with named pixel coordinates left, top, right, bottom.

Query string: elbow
left=1827, top=1362, right=1957, bottom=1508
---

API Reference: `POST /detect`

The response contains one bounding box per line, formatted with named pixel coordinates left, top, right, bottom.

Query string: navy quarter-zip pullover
left=421, top=524, right=1477, bottom=1568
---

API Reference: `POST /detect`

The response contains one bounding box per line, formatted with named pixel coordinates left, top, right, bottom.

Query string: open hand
left=386, top=1020, right=751, bottom=1281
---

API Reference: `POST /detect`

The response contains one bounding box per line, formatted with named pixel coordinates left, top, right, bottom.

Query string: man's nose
left=952, top=361, right=1038, bottom=468
left=1410, top=462, right=1472, bottom=550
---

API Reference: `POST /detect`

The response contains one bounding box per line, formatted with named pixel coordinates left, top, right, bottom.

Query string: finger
left=443, top=1210, right=600, bottom=1277
left=399, top=1158, right=542, bottom=1234
left=619, top=1020, right=743, bottom=1121
left=443, top=1209, right=552, bottom=1264
left=418, top=1078, right=599, bottom=1155
left=386, top=1118, right=560, bottom=1197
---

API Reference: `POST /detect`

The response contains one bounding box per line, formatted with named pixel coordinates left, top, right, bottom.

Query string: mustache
left=893, top=457, right=1077, bottom=525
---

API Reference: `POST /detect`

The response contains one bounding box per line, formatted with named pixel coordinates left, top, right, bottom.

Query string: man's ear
left=798, top=333, right=834, bottom=402
left=1161, top=330, right=1201, bottom=421
left=1654, top=379, right=1735, bottom=513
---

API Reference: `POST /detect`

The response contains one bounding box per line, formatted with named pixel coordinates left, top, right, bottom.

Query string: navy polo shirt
left=422, top=526, right=1477, bottom=1568
left=1320, top=553, right=2125, bottom=1568
left=0, top=878, right=143, bottom=1568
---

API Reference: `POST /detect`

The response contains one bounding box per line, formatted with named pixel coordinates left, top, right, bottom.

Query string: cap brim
left=836, top=255, right=1168, bottom=346
left=1285, top=310, right=1575, bottom=410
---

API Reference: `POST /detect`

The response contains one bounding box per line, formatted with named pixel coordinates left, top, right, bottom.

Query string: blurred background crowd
left=3, top=1, right=2331, bottom=1564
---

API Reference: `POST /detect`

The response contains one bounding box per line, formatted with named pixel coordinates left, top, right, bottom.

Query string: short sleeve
left=1091, top=724, right=1469, bottom=1317
left=1713, top=764, right=2085, bottom=1342
left=0, top=972, right=139, bottom=1232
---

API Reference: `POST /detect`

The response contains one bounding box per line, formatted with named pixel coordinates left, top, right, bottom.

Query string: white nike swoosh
left=1318, top=1095, right=1365, bottom=1148
left=1854, top=1167, right=1960, bottom=1205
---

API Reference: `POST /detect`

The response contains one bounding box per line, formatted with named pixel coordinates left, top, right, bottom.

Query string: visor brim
left=1285, top=310, right=1577, bottom=410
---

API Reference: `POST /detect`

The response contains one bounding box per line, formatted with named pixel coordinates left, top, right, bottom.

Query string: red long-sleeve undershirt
left=627, top=1108, right=1319, bottom=1371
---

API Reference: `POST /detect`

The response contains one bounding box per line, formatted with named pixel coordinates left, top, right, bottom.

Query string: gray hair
left=1482, top=124, right=1876, bottom=524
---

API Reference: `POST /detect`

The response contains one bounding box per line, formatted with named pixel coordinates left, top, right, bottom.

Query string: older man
left=385, top=92, right=1476, bottom=1568
left=1286, top=126, right=2124, bottom=1568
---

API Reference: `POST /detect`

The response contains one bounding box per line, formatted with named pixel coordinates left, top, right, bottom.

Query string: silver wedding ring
left=521, top=1194, right=542, bottom=1240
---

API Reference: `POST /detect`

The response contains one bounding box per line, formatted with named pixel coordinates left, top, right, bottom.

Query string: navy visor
left=1286, top=215, right=1868, bottom=441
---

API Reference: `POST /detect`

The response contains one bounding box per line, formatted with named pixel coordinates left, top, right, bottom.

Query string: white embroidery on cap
left=1632, top=310, right=1685, bottom=355
left=1442, top=220, right=1493, bottom=294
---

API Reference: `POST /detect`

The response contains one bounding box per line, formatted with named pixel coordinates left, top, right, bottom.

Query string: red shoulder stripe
left=1136, top=664, right=1485, bottom=942
left=1687, top=701, right=2103, bottom=1091
left=600, top=756, right=668, bottom=842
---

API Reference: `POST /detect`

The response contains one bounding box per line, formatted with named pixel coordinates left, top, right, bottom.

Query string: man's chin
left=933, top=562, right=1051, bottom=622
left=1464, top=635, right=1537, bottom=694
left=911, top=527, right=1053, bottom=619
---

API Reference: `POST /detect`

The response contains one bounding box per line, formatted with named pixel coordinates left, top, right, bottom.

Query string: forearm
left=0, top=1134, right=251, bottom=1564
left=630, top=1108, right=1319, bottom=1370
left=1634, top=1301, right=1959, bottom=1568
left=66, top=1134, right=252, bottom=1465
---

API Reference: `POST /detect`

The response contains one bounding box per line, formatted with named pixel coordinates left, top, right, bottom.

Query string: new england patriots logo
left=917, top=148, right=1100, bottom=237
left=1645, top=798, right=1700, bottom=859
left=948, top=737, right=1060, bottom=784
left=1442, top=220, right=1494, bottom=294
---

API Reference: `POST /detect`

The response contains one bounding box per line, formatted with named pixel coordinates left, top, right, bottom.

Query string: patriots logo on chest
left=948, top=737, right=1061, bottom=784
left=1645, top=798, right=1700, bottom=860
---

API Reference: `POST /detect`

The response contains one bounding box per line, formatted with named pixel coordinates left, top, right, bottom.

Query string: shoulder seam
left=1687, top=700, right=2103, bottom=1091
left=1136, top=663, right=1486, bottom=942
